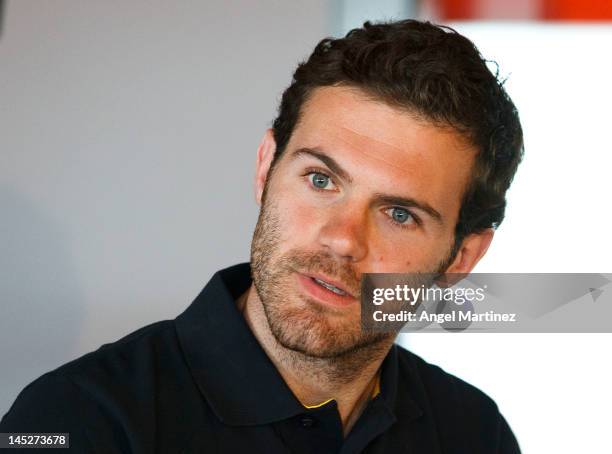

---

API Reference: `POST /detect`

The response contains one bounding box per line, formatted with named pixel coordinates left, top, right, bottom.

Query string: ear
left=254, top=129, right=278, bottom=205
left=445, top=228, right=494, bottom=274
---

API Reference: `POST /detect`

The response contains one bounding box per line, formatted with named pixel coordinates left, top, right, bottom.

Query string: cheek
left=277, top=194, right=322, bottom=239
left=375, top=254, right=413, bottom=269
left=369, top=239, right=441, bottom=273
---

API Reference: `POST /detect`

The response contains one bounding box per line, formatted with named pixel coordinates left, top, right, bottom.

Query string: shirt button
left=300, top=415, right=316, bottom=428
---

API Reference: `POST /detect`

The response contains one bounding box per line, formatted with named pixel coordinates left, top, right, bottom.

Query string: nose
left=317, top=208, right=369, bottom=263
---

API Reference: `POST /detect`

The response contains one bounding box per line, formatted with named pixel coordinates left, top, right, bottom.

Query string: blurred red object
left=435, top=0, right=612, bottom=20
left=542, top=0, right=612, bottom=20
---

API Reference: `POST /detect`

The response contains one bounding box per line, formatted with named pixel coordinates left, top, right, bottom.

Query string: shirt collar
left=174, top=262, right=421, bottom=426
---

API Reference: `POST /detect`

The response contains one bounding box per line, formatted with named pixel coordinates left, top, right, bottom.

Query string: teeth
left=314, top=278, right=347, bottom=295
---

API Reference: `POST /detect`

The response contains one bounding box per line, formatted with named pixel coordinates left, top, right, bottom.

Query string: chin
left=265, top=302, right=387, bottom=359
left=265, top=304, right=352, bottom=355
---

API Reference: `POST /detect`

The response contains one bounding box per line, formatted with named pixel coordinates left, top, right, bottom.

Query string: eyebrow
left=291, top=147, right=353, bottom=183
left=372, top=194, right=443, bottom=224
left=290, top=147, right=444, bottom=224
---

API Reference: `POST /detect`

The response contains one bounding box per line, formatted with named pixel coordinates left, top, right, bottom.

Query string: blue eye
left=309, top=172, right=332, bottom=189
left=389, top=207, right=414, bottom=225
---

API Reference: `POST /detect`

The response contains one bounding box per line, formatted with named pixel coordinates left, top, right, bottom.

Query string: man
left=1, top=20, right=523, bottom=453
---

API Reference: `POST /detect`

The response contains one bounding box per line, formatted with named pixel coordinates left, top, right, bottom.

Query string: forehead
left=284, top=86, right=477, bottom=222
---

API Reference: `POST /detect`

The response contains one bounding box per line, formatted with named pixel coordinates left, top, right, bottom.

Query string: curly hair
left=271, top=19, right=524, bottom=250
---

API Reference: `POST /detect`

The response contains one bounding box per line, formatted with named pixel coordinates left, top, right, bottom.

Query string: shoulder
left=58, top=319, right=178, bottom=382
left=29, top=320, right=182, bottom=400
left=0, top=320, right=195, bottom=451
left=1, top=320, right=176, bottom=408
left=394, top=344, right=520, bottom=453
left=395, top=343, right=499, bottom=413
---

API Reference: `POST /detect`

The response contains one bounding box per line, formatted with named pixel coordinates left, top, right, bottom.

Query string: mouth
left=296, top=272, right=358, bottom=307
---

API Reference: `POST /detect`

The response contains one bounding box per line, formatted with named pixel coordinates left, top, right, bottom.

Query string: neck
left=237, top=285, right=395, bottom=435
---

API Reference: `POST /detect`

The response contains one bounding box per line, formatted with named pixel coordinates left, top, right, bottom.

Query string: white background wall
left=1, top=2, right=611, bottom=453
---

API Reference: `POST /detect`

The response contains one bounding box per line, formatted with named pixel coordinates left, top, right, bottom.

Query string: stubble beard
left=250, top=188, right=456, bottom=378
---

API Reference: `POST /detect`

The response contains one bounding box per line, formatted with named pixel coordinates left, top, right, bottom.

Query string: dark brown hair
left=271, top=19, right=524, bottom=249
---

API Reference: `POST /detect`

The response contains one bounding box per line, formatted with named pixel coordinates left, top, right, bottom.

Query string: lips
left=296, top=272, right=358, bottom=307
left=312, top=277, right=348, bottom=296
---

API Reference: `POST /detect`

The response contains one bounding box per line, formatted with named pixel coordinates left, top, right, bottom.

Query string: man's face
left=251, top=86, right=478, bottom=358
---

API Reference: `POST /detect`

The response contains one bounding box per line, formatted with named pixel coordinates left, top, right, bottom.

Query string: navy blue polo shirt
left=1, top=263, right=520, bottom=453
